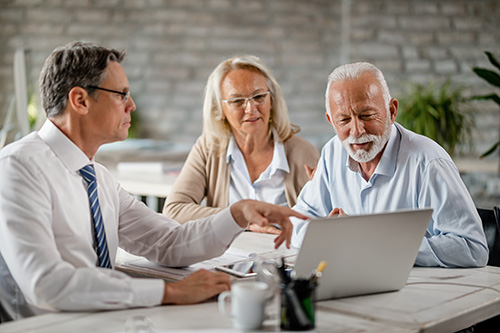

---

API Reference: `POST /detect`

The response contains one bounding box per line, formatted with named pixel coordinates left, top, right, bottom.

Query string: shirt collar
left=226, top=130, right=290, bottom=174
left=376, top=124, right=400, bottom=177
left=271, top=135, right=290, bottom=174
left=38, top=120, right=93, bottom=173
left=345, top=123, right=400, bottom=177
left=226, top=136, right=237, bottom=163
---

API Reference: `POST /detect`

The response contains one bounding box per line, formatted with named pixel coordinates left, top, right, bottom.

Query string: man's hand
left=328, top=207, right=346, bottom=217
left=230, top=200, right=308, bottom=249
left=162, top=269, right=231, bottom=305
left=248, top=223, right=281, bottom=235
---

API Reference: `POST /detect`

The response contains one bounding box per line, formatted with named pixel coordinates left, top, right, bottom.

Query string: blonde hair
left=202, top=55, right=299, bottom=154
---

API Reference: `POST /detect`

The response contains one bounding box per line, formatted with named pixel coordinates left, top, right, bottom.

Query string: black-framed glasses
left=221, top=91, right=270, bottom=111
left=86, top=86, right=131, bottom=103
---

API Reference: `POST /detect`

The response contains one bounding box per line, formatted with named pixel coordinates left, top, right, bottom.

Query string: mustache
left=344, top=134, right=380, bottom=144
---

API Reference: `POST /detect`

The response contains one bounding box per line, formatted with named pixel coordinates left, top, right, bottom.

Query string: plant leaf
left=485, top=51, right=500, bottom=72
left=471, top=93, right=500, bottom=105
left=472, top=68, right=500, bottom=88
left=480, top=141, right=500, bottom=158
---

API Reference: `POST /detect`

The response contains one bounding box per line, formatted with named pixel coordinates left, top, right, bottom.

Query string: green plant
left=128, top=107, right=141, bottom=138
left=471, top=51, right=500, bottom=158
left=27, top=89, right=38, bottom=129
left=396, top=79, right=474, bottom=157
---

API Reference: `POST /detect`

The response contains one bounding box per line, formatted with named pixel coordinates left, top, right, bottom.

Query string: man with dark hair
left=0, top=41, right=305, bottom=321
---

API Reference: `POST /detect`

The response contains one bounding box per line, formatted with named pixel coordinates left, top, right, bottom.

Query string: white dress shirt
left=227, top=133, right=289, bottom=207
left=0, top=120, right=243, bottom=320
left=291, top=123, right=488, bottom=268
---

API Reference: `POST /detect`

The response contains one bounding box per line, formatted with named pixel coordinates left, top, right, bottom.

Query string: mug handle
left=218, top=291, right=233, bottom=318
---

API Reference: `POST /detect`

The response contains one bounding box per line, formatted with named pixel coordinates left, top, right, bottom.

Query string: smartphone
left=215, top=261, right=257, bottom=278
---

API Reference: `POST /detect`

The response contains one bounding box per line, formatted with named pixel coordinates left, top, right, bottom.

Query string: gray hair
left=39, top=41, right=126, bottom=118
left=202, top=55, right=298, bottom=154
left=325, top=62, right=391, bottom=118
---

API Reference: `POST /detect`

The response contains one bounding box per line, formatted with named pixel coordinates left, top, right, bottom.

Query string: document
left=117, top=247, right=258, bottom=281
left=116, top=232, right=298, bottom=281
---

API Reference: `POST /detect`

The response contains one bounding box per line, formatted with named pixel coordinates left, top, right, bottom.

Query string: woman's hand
left=304, top=164, right=316, bottom=180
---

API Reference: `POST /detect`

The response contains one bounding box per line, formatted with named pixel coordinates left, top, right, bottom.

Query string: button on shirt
left=291, top=123, right=488, bottom=268
left=0, top=120, right=244, bottom=319
left=227, top=134, right=289, bottom=207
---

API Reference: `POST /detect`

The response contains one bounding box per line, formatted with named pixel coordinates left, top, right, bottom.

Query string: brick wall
left=1, top=0, right=500, bottom=205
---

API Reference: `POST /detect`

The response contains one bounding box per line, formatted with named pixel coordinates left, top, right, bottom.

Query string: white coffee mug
left=218, top=281, right=269, bottom=330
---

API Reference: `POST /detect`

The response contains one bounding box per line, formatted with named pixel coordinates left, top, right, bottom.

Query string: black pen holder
left=280, top=278, right=316, bottom=331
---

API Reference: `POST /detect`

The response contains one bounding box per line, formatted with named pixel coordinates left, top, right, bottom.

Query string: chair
left=466, top=207, right=500, bottom=332
left=477, top=206, right=500, bottom=267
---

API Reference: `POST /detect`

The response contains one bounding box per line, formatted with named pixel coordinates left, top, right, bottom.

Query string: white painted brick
left=434, top=60, right=458, bottom=74
left=0, top=0, right=498, bottom=211
left=399, top=16, right=451, bottom=30
left=0, top=8, right=24, bottom=21
left=351, top=43, right=399, bottom=59
left=453, top=17, right=484, bottom=31
left=413, top=2, right=439, bottom=15
left=401, top=46, right=419, bottom=59
left=441, top=2, right=467, bottom=16
left=405, top=60, right=432, bottom=72
left=421, top=47, right=448, bottom=60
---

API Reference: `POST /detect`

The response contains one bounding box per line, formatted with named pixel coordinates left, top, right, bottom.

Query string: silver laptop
left=293, top=208, right=433, bottom=301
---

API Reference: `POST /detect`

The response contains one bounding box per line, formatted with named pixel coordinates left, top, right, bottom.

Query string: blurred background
left=0, top=0, right=499, bottom=207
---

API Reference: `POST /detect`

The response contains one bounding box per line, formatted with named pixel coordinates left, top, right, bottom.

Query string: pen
left=309, top=261, right=327, bottom=285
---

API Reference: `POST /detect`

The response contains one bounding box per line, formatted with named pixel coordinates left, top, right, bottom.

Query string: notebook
left=293, top=208, right=433, bottom=301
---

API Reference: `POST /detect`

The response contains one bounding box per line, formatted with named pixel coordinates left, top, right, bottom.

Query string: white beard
left=342, top=119, right=392, bottom=163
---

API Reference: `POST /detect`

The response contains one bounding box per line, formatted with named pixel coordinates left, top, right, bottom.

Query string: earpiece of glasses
left=221, top=91, right=270, bottom=110
left=86, top=86, right=131, bottom=103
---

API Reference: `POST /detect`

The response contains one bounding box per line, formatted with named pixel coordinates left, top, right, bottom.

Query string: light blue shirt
left=291, top=123, right=488, bottom=268
left=227, top=133, right=289, bottom=207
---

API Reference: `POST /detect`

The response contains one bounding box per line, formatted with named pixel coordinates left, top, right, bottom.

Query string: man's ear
left=67, top=87, right=90, bottom=115
left=389, top=98, right=398, bottom=123
left=326, top=112, right=333, bottom=126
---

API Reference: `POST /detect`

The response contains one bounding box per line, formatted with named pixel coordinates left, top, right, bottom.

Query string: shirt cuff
left=130, top=278, right=164, bottom=306
left=210, top=207, right=245, bottom=245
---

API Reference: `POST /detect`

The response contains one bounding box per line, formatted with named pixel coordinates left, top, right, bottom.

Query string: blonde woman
left=163, top=55, right=319, bottom=233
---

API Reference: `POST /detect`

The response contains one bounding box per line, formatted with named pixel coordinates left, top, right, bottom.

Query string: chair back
left=477, top=206, right=500, bottom=267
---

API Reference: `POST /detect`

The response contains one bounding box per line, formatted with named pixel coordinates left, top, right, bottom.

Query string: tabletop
left=2, top=233, right=500, bottom=333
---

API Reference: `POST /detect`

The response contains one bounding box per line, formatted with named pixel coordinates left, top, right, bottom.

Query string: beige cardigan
left=163, top=134, right=320, bottom=223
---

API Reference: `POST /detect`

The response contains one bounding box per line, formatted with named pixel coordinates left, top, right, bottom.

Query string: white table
left=95, top=138, right=191, bottom=211
left=0, top=300, right=412, bottom=333
left=2, top=233, right=500, bottom=332
left=112, top=169, right=178, bottom=198
left=319, top=266, right=500, bottom=333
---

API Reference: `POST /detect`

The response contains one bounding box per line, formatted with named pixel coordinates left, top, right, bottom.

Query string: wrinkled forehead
left=329, top=73, right=384, bottom=109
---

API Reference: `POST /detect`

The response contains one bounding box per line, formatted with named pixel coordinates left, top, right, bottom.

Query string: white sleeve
left=0, top=156, right=164, bottom=311
left=116, top=181, right=244, bottom=267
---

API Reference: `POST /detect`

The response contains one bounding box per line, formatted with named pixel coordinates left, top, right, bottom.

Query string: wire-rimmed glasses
left=221, top=91, right=270, bottom=111
left=87, top=86, right=131, bottom=103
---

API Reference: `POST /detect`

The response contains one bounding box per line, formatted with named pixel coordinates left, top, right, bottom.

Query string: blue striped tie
left=80, top=164, right=112, bottom=269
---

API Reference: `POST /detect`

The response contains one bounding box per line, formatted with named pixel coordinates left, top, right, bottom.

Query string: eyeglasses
left=221, top=91, right=270, bottom=111
left=86, top=86, right=131, bottom=103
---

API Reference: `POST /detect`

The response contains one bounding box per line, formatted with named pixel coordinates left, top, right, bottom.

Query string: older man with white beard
left=290, top=62, right=488, bottom=268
